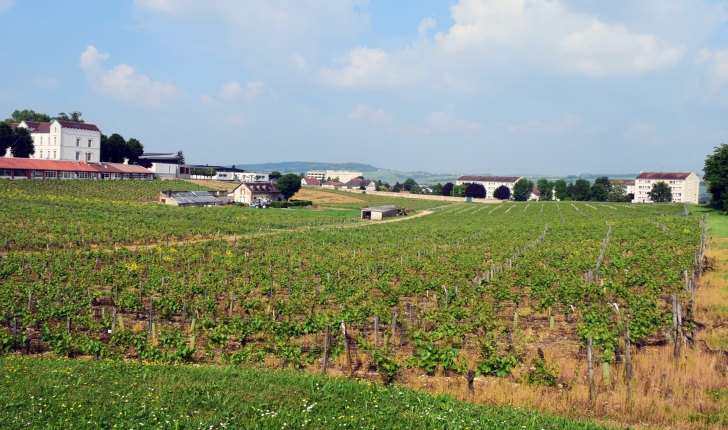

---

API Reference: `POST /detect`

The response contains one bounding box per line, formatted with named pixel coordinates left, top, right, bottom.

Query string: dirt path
left=113, top=210, right=435, bottom=251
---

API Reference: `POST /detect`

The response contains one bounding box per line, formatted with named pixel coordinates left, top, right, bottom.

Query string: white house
left=633, top=172, right=700, bottom=204
left=7, top=120, right=101, bottom=162
left=234, top=172, right=269, bottom=182
left=301, top=177, right=321, bottom=187
left=455, top=175, right=523, bottom=199
left=139, top=153, right=190, bottom=179
left=307, top=170, right=362, bottom=182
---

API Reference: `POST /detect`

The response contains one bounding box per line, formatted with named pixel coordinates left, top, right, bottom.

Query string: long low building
left=0, top=158, right=154, bottom=180
left=361, top=205, right=402, bottom=220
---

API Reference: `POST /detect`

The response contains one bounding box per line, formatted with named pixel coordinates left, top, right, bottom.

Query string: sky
left=1, top=0, right=728, bottom=175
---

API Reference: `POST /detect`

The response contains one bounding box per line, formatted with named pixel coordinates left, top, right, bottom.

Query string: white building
left=455, top=175, right=524, bottom=199
left=139, top=153, right=190, bottom=179
left=307, top=170, right=362, bottom=183
left=235, top=172, right=269, bottom=182
left=633, top=172, right=700, bottom=204
left=7, top=120, right=101, bottom=162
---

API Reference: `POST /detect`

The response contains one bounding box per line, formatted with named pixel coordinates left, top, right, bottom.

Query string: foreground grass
left=0, top=357, right=611, bottom=430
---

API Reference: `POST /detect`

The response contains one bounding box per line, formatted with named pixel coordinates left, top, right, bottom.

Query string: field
left=0, top=179, right=725, bottom=429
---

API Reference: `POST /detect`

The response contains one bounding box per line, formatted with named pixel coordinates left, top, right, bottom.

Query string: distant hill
left=229, top=161, right=378, bottom=174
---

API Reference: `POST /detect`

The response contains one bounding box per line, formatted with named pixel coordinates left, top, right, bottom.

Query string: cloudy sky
left=1, top=0, right=727, bottom=175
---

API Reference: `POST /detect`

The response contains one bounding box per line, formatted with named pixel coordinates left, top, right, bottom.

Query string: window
left=62, top=171, right=74, bottom=179
left=76, top=138, right=80, bottom=147
left=88, top=139, right=92, bottom=147
left=103, top=173, right=110, bottom=179
left=54, top=137, right=56, bottom=145
left=14, top=170, right=27, bottom=177
left=86, top=153, right=91, bottom=162
left=78, top=172, right=88, bottom=179
left=112, top=173, right=121, bottom=179
left=53, top=150, right=56, bottom=159
left=76, top=152, right=81, bottom=161
left=32, top=170, right=44, bottom=178
left=0, top=169, right=11, bottom=177
left=40, top=150, right=43, bottom=158
left=46, top=171, right=57, bottom=178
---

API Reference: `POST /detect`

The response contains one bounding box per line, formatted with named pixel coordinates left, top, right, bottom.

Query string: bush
left=465, top=183, right=486, bottom=198
left=270, top=200, right=313, bottom=208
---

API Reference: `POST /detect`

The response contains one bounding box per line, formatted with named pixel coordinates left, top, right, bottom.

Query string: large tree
left=536, top=178, right=554, bottom=201
left=553, top=179, right=568, bottom=200
left=277, top=173, right=302, bottom=200
left=452, top=184, right=467, bottom=197
left=464, top=183, right=486, bottom=198
left=10, top=127, right=35, bottom=158
left=648, top=181, right=673, bottom=202
left=594, top=176, right=612, bottom=192
left=441, top=182, right=454, bottom=196
left=402, top=178, right=418, bottom=191
left=704, top=143, right=728, bottom=210
left=4, top=109, right=51, bottom=123
left=126, top=138, right=144, bottom=164
left=572, top=179, right=592, bottom=201
left=269, top=171, right=282, bottom=181
left=176, top=150, right=185, bottom=165
left=608, top=181, right=629, bottom=202
left=590, top=183, right=608, bottom=202
left=0, top=122, right=12, bottom=156
left=512, top=178, right=534, bottom=201
left=101, top=133, right=127, bottom=163
left=432, top=182, right=443, bottom=195
left=55, top=111, right=84, bottom=122
left=493, top=185, right=511, bottom=200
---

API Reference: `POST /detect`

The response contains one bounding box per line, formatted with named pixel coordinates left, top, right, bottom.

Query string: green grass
left=0, top=357, right=611, bottom=429
left=692, top=205, right=728, bottom=239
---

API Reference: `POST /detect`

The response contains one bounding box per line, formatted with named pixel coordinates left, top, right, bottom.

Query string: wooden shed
left=361, top=205, right=401, bottom=220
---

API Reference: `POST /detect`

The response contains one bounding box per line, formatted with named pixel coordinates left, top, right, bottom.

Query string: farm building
left=342, top=178, right=376, bottom=191
left=321, top=180, right=343, bottom=189
left=307, top=170, right=362, bottom=182
left=361, top=205, right=402, bottom=220
left=229, top=182, right=284, bottom=205
left=159, top=190, right=222, bottom=207
left=633, top=172, right=700, bottom=204
left=301, top=177, right=321, bottom=187
left=0, top=158, right=154, bottom=180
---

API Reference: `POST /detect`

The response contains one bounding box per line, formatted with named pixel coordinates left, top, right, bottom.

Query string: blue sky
left=1, top=0, right=728, bottom=175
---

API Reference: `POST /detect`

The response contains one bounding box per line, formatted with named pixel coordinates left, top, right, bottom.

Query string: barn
left=159, top=190, right=222, bottom=207
left=361, top=205, right=401, bottom=220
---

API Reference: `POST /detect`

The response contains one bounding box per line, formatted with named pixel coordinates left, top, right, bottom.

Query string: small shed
left=361, top=205, right=401, bottom=220
left=159, top=191, right=222, bottom=207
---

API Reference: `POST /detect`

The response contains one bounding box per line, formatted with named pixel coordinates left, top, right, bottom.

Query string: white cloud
left=505, top=114, right=581, bottom=134
left=427, top=111, right=482, bottom=137
left=346, top=104, right=393, bottom=123
left=79, top=45, right=186, bottom=108
left=226, top=112, right=250, bottom=126
left=294, top=54, right=307, bottom=70
left=698, top=48, right=728, bottom=94
left=32, top=77, right=61, bottom=90
left=320, top=0, right=685, bottom=89
left=200, top=94, right=220, bottom=105
left=624, top=123, right=655, bottom=138
left=219, top=81, right=265, bottom=102
left=0, top=0, right=14, bottom=14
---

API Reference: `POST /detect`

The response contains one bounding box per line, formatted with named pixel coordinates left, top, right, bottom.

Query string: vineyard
left=0, top=180, right=724, bottom=428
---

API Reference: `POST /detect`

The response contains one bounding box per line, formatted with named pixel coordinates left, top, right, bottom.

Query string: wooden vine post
left=587, top=335, right=595, bottom=402
left=322, top=324, right=331, bottom=374
left=341, top=321, right=353, bottom=378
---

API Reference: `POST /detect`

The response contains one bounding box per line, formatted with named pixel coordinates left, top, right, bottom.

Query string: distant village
left=0, top=117, right=702, bottom=206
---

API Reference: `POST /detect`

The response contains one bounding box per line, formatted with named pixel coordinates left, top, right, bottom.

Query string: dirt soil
left=293, top=188, right=364, bottom=205
left=183, top=179, right=235, bottom=190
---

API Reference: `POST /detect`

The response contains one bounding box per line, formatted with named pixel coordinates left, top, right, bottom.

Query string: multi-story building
left=307, top=170, right=362, bottom=183
left=633, top=172, right=700, bottom=204
left=0, top=158, right=154, bottom=180
left=455, top=175, right=524, bottom=199
left=6, top=120, right=101, bottom=162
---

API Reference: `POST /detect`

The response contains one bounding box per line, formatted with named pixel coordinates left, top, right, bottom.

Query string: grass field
left=0, top=357, right=609, bottom=429
left=1, top=181, right=726, bottom=429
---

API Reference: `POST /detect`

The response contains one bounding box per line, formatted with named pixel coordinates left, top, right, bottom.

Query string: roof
left=611, top=179, right=636, bottom=185
left=457, top=175, right=522, bottom=183
left=230, top=182, right=281, bottom=194
left=302, top=178, right=320, bottom=185
left=11, top=120, right=100, bottom=132
left=0, top=158, right=153, bottom=174
left=635, top=172, right=693, bottom=180
left=322, top=181, right=343, bottom=186
left=363, top=205, right=400, bottom=212
left=164, top=191, right=221, bottom=206
left=343, top=178, right=373, bottom=187
left=532, top=187, right=541, bottom=196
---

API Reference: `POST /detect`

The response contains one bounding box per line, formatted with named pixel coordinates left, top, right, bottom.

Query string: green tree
left=378, top=185, right=389, bottom=192
left=647, top=181, right=673, bottom=202
left=607, top=181, right=629, bottom=202
left=101, top=133, right=127, bottom=163
left=10, top=127, right=35, bottom=158
left=512, top=178, right=534, bottom=201
left=536, top=178, right=554, bottom=201
left=432, top=183, right=443, bottom=195
left=55, top=111, right=84, bottom=122
left=594, top=176, right=612, bottom=192
left=126, top=138, right=144, bottom=163
left=704, top=143, right=728, bottom=210
left=464, top=183, right=486, bottom=198
left=0, top=122, right=12, bottom=156
left=441, top=182, right=454, bottom=196
left=192, top=168, right=216, bottom=176
left=493, top=185, right=511, bottom=200
left=176, top=150, right=185, bottom=164
left=402, top=178, right=418, bottom=191
left=277, top=173, right=302, bottom=200
left=572, top=179, right=591, bottom=201
left=269, top=171, right=282, bottom=181
left=452, top=184, right=467, bottom=197
left=4, top=109, right=51, bottom=123
left=553, top=179, right=568, bottom=200
left=590, top=183, right=608, bottom=202
left=410, top=186, right=423, bottom=194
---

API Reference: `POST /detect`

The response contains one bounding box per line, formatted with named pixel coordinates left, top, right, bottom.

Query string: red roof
left=302, top=178, right=320, bottom=185
left=635, top=172, right=692, bottom=180
left=10, top=120, right=100, bottom=133
left=322, top=181, right=343, bottom=186
left=0, top=158, right=152, bottom=174
left=532, top=187, right=541, bottom=196
left=458, top=175, right=522, bottom=183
